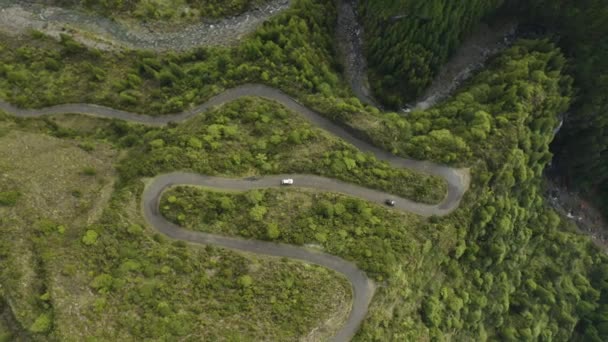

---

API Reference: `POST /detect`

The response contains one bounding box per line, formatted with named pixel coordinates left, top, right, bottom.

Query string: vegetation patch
left=0, top=129, right=117, bottom=337
left=115, top=97, right=446, bottom=203
left=0, top=191, right=20, bottom=206
left=161, top=186, right=424, bottom=278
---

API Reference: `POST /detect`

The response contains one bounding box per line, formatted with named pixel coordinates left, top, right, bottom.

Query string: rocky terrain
left=0, top=0, right=291, bottom=50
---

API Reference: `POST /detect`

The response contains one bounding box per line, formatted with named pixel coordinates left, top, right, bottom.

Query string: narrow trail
left=1, top=83, right=470, bottom=341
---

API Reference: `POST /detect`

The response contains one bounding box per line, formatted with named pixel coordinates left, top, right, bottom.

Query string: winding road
left=1, top=83, right=469, bottom=341
left=0, top=1, right=472, bottom=341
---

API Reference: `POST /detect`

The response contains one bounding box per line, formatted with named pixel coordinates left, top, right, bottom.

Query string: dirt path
left=0, top=0, right=291, bottom=50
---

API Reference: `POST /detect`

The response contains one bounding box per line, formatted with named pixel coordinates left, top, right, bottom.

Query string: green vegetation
left=0, top=0, right=497, bottom=168
left=160, top=40, right=608, bottom=340
left=0, top=117, right=351, bottom=340
left=115, top=97, right=445, bottom=203
left=36, top=0, right=271, bottom=21
left=0, top=0, right=343, bottom=115
left=502, top=0, right=608, bottom=218
left=1, top=0, right=608, bottom=340
left=359, top=0, right=504, bottom=107
left=161, top=186, right=423, bottom=277
left=0, top=297, right=20, bottom=342
left=356, top=40, right=608, bottom=341
left=7, top=97, right=447, bottom=203
left=0, top=127, right=117, bottom=339
left=81, top=188, right=351, bottom=341
left=0, top=191, right=20, bottom=206
left=359, top=0, right=608, bottom=217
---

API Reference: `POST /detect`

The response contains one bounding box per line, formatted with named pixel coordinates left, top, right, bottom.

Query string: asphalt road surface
left=1, top=83, right=469, bottom=341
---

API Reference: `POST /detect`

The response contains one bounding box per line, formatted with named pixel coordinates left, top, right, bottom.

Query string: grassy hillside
left=0, top=112, right=352, bottom=341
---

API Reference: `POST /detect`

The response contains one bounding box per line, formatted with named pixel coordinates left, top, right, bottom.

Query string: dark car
left=385, top=199, right=396, bottom=206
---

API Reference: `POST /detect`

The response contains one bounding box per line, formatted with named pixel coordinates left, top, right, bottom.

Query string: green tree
left=82, top=230, right=99, bottom=246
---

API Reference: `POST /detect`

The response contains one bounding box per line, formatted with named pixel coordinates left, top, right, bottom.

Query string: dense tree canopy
left=357, top=39, right=608, bottom=341
left=359, top=0, right=504, bottom=107
left=359, top=0, right=608, bottom=217
left=506, top=0, right=608, bottom=217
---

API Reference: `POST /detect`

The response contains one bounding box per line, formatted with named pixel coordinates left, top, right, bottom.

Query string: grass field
left=0, top=126, right=118, bottom=336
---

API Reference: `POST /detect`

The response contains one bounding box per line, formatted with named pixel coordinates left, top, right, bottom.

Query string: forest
left=506, top=0, right=608, bottom=220
left=158, top=39, right=608, bottom=340
left=359, top=0, right=608, bottom=218
left=359, top=0, right=505, bottom=107
left=1, top=0, right=608, bottom=340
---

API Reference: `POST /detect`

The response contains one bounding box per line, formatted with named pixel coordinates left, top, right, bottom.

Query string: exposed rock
left=0, top=0, right=291, bottom=51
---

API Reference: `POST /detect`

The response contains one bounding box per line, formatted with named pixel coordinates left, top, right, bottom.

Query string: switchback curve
left=143, top=173, right=375, bottom=342
left=1, top=84, right=470, bottom=341
left=0, top=83, right=469, bottom=216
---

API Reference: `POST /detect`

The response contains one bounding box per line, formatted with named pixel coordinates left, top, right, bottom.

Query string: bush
left=29, top=312, right=52, bottom=334
left=266, top=223, right=280, bottom=240
left=82, top=230, right=99, bottom=245
left=238, top=275, right=253, bottom=288
left=81, top=167, right=97, bottom=176
left=0, top=191, right=20, bottom=206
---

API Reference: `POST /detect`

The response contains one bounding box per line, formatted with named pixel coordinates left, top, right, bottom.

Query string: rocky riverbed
left=0, top=0, right=290, bottom=50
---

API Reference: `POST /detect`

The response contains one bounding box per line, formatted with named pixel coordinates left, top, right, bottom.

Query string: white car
left=281, top=178, right=294, bottom=185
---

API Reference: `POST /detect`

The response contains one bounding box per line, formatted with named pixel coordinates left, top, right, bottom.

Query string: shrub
left=82, top=230, right=99, bottom=245
left=238, top=275, right=253, bottom=288
left=266, top=223, right=280, bottom=240
left=0, top=191, right=20, bottom=206
left=81, top=167, right=97, bottom=176
left=149, top=139, right=165, bottom=149
left=29, top=312, right=52, bottom=334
